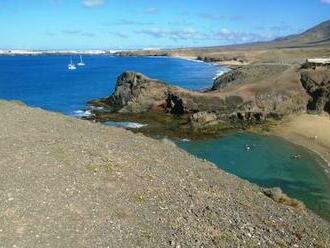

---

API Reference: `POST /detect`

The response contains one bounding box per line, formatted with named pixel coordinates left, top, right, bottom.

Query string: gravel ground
left=0, top=100, right=329, bottom=248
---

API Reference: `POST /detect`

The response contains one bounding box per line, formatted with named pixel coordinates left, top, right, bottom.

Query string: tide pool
left=176, top=132, right=330, bottom=221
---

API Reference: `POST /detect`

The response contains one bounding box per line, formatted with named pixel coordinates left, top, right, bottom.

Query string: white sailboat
left=68, top=57, right=76, bottom=70
left=77, top=55, right=85, bottom=66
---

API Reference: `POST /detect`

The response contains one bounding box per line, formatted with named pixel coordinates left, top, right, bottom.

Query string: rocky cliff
left=300, top=68, right=330, bottom=114
left=100, top=71, right=171, bottom=113
left=89, top=63, right=309, bottom=137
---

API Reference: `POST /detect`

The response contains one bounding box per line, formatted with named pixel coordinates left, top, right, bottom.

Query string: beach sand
left=272, top=114, right=330, bottom=167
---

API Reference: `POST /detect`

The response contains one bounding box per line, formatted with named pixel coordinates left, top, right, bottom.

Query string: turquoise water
left=177, top=132, right=330, bottom=221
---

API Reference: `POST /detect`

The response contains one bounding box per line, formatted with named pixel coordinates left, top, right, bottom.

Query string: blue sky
left=0, top=0, right=329, bottom=50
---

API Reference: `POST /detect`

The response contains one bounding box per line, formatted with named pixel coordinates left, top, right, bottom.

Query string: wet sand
left=272, top=114, right=330, bottom=168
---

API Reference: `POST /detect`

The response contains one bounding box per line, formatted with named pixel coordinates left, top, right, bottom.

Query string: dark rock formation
left=92, top=71, right=246, bottom=117
left=102, top=71, right=170, bottom=113
left=211, top=69, right=247, bottom=90
left=196, top=56, right=220, bottom=63
left=230, top=111, right=267, bottom=123
left=300, top=69, right=330, bottom=114
left=165, top=93, right=186, bottom=116
left=196, top=56, right=246, bottom=64
left=88, top=65, right=310, bottom=137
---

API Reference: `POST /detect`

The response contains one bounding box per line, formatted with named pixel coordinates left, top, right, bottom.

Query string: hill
left=0, top=100, right=329, bottom=247
left=269, top=20, right=330, bottom=48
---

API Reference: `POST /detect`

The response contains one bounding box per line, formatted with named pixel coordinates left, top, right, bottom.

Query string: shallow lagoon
left=177, top=132, right=330, bottom=221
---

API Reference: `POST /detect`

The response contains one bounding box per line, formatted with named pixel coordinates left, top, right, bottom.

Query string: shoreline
left=275, top=133, right=330, bottom=170
left=271, top=114, right=330, bottom=169
left=170, top=55, right=231, bottom=80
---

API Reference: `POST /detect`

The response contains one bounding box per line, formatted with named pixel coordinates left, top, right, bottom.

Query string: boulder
left=190, top=112, right=218, bottom=127
left=263, top=187, right=304, bottom=210
left=211, top=69, right=247, bottom=90
left=165, top=93, right=186, bottom=116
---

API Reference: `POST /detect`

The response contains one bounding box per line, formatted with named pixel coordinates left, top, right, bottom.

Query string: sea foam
left=105, top=121, right=147, bottom=129
left=72, top=110, right=92, bottom=117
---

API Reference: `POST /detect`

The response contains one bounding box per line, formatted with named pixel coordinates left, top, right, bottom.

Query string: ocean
left=0, top=55, right=223, bottom=115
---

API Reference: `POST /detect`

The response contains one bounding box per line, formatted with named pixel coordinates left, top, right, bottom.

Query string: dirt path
left=0, top=100, right=329, bottom=247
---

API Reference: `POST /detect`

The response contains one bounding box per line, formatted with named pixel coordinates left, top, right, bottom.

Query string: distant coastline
left=0, top=49, right=113, bottom=56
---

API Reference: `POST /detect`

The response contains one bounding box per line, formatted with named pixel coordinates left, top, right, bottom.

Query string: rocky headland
left=0, top=100, right=330, bottom=247
left=87, top=61, right=315, bottom=139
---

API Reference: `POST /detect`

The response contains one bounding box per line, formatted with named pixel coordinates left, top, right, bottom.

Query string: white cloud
left=136, top=27, right=276, bottom=44
left=136, top=28, right=200, bottom=40
left=321, top=0, right=330, bottom=4
left=144, top=8, right=160, bottom=14
left=212, top=29, right=274, bottom=43
left=82, top=0, right=105, bottom=8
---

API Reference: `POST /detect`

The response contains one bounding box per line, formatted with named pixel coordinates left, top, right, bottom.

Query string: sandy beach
left=272, top=114, right=330, bottom=168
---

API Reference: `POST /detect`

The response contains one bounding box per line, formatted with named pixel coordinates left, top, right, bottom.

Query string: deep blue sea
left=0, top=55, right=329, bottom=220
left=0, top=55, right=222, bottom=115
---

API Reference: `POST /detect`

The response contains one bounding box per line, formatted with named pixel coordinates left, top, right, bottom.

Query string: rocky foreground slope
left=0, top=100, right=329, bottom=247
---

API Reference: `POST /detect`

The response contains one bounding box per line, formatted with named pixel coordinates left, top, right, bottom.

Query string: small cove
left=176, top=132, right=330, bottom=221
left=0, top=55, right=329, bottom=220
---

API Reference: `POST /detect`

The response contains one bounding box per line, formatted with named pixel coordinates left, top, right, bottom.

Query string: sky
left=0, top=0, right=329, bottom=50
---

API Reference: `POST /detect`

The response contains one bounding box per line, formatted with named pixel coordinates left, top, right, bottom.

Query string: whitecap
left=105, top=121, right=147, bottom=129
left=72, top=110, right=92, bottom=117
left=213, top=68, right=230, bottom=80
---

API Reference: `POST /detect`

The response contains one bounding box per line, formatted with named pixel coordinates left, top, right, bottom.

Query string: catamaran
left=77, top=55, right=85, bottom=66
left=68, top=57, right=76, bottom=70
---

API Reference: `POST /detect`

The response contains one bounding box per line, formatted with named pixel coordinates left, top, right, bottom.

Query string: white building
left=305, top=58, right=330, bottom=68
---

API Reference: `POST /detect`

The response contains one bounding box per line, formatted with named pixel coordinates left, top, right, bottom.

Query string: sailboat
left=77, top=55, right=85, bottom=66
left=68, top=57, right=76, bottom=70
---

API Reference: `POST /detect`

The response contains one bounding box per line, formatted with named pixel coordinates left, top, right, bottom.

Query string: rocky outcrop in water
left=94, top=71, right=170, bottom=113
left=300, top=68, right=330, bottom=114
left=89, top=71, right=248, bottom=121
left=88, top=64, right=310, bottom=137
left=211, top=69, right=247, bottom=90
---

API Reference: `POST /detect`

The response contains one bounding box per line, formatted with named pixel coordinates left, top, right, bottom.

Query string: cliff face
left=104, top=71, right=170, bottom=113
left=300, top=68, right=330, bottom=114
left=90, top=71, right=250, bottom=124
